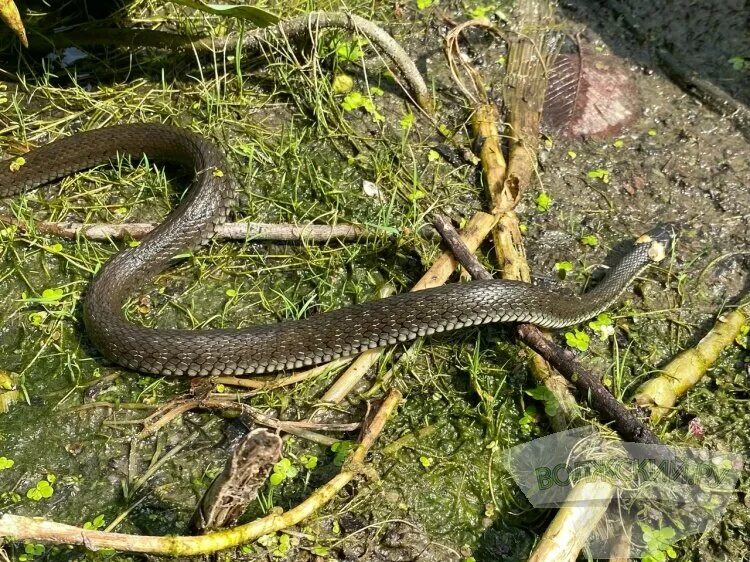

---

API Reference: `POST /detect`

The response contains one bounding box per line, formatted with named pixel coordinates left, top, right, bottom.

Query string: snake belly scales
left=0, top=124, right=672, bottom=377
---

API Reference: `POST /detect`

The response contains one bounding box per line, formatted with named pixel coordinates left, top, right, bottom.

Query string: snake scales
left=0, top=124, right=674, bottom=377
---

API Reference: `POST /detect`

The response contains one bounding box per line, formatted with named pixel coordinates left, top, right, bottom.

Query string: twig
left=0, top=389, right=402, bottom=555
left=137, top=397, right=356, bottom=446
left=0, top=213, right=368, bottom=243
left=444, top=3, right=579, bottom=431
left=527, top=480, right=616, bottom=562
left=432, top=215, right=492, bottom=281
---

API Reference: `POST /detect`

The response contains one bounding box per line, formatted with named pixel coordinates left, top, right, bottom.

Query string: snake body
left=0, top=124, right=673, bottom=376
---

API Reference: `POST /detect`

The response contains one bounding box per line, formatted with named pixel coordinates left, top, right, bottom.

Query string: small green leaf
left=437, top=123, right=452, bottom=137
left=729, top=56, right=746, bottom=71
left=299, top=454, right=318, bottom=470
left=340, top=91, right=383, bottom=122
left=26, top=480, right=55, bottom=501
left=408, top=189, right=426, bottom=202
left=0, top=457, right=13, bottom=470
left=331, top=440, right=354, bottom=466
left=648, top=128, right=657, bottom=137
left=589, top=313, right=615, bottom=340
left=44, top=243, right=63, bottom=253
left=469, top=5, right=494, bottom=18
left=341, top=91, right=364, bottom=111
left=565, top=329, right=590, bottom=351
left=9, top=156, right=25, bottom=172
left=554, top=261, right=573, bottom=273
left=427, top=149, right=440, bottom=162
left=419, top=456, right=433, bottom=468
left=535, top=192, right=552, bottom=212
left=269, top=472, right=285, bottom=486
left=400, top=111, right=414, bottom=130
left=518, top=404, right=539, bottom=429
left=225, top=288, right=237, bottom=298
left=37, top=480, right=54, bottom=498
left=567, top=150, right=577, bottom=159
left=587, top=168, right=610, bottom=184
left=525, top=386, right=559, bottom=416
left=416, top=0, right=434, bottom=9
left=613, top=139, right=624, bottom=148
left=332, top=38, right=368, bottom=62
left=83, top=514, right=106, bottom=530
left=580, top=234, right=598, bottom=247
left=736, top=324, right=748, bottom=348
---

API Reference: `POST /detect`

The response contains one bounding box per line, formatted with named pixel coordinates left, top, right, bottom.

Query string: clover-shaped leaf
left=565, top=330, right=590, bottom=351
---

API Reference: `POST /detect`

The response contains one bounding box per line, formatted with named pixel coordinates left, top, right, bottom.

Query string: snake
left=0, top=123, right=674, bottom=377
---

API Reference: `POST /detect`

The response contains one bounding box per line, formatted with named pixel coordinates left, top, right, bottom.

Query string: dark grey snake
left=0, top=124, right=674, bottom=377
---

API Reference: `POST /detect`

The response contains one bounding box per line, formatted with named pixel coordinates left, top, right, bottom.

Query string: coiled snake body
left=0, top=124, right=673, bottom=376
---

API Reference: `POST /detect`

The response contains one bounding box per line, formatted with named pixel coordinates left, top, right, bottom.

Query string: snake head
left=636, top=223, right=678, bottom=262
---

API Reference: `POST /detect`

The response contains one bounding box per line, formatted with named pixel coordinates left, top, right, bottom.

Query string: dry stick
left=0, top=389, right=402, bottom=555
left=433, top=216, right=663, bottom=445
left=494, top=4, right=582, bottom=428
left=494, top=4, right=624, bottom=560
left=0, top=213, right=367, bottom=243
left=0, top=0, right=27, bottom=47
left=531, top=479, right=617, bottom=562
left=633, top=308, right=747, bottom=423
